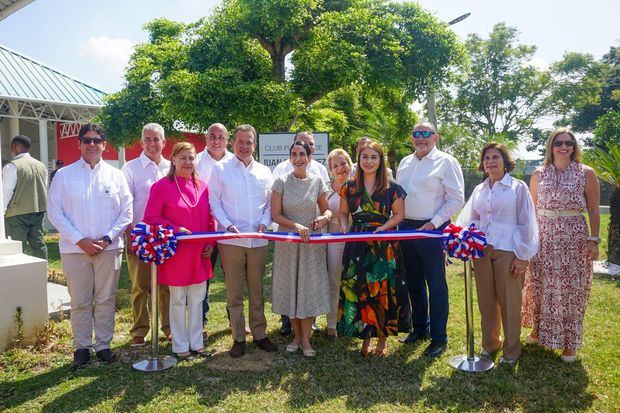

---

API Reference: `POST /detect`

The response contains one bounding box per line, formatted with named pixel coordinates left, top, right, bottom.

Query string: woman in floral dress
left=522, top=128, right=601, bottom=362
left=336, top=141, right=410, bottom=356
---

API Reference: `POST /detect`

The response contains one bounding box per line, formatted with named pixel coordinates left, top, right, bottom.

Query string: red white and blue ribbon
left=131, top=223, right=178, bottom=265
left=442, top=223, right=487, bottom=262
left=175, top=230, right=444, bottom=244
left=131, top=221, right=486, bottom=265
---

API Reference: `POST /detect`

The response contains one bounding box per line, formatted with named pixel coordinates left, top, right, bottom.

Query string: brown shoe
left=130, top=336, right=145, bottom=347
left=255, top=337, right=278, bottom=352
left=230, top=340, right=246, bottom=358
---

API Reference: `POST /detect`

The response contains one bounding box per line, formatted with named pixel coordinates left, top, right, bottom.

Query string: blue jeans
left=400, top=219, right=449, bottom=343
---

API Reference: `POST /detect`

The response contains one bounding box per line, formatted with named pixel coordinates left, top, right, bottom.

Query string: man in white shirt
left=195, top=122, right=234, bottom=334
left=48, top=123, right=133, bottom=368
left=209, top=124, right=278, bottom=358
left=272, top=131, right=328, bottom=335
left=121, top=123, right=171, bottom=347
left=396, top=122, right=464, bottom=358
left=2, top=135, right=48, bottom=259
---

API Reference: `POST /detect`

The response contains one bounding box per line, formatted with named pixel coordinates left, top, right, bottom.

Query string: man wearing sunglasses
left=396, top=122, right=464, bottom=358
left=48, top=123, right=133, bottom=368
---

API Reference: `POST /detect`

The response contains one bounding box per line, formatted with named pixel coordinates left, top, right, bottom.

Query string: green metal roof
left=0, top=44, right=106, bottom=108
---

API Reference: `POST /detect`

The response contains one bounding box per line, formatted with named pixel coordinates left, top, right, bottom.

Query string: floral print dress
left=522, top=162, right=593, bottom=350
left=337, top=180, right=411, bottom=339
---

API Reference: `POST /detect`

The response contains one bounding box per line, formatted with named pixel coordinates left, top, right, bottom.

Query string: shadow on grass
left=0, top=332, right=595, bottom=413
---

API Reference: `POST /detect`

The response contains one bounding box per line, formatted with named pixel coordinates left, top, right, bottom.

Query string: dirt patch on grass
left=206, top=349, right=275, bottom=372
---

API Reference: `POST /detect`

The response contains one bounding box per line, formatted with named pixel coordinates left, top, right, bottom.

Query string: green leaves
left=101, top=0, right=460, bottom=145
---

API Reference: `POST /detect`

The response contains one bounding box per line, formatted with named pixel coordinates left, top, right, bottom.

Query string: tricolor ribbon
left=175, top=230, right=444, bottom=244
left=130, top=222, right=486, bottom=265
left=441, top=223, right=487, bottom=262
left=131, top=223, right=177, bottom=265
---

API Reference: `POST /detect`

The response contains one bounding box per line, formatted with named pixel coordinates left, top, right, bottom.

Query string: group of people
left=2, top=120, right=600, bottom=368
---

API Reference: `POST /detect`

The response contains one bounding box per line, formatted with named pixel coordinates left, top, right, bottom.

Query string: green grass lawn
left=1, top=216, right=618, bottom=412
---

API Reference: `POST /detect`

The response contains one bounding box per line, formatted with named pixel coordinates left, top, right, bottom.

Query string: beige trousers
left=219, top=243, right=268, bottom=343
left=126, top=252, right=170, bottom=338
left=473, top=246, right=524, bottom=360
left=62, top=250, right=122, bottom=352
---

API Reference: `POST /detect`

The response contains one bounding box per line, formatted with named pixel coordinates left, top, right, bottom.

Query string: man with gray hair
left=195, top=123, right=234, bottom=335
left=396, top=121, right=464, bottom=358
left=121, top=123, right=171, bottom=347
left=2, top=134, right=48, bottom=259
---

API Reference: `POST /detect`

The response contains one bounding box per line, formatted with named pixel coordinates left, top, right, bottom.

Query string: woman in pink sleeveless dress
left=522, top=128, right=601, bottom=363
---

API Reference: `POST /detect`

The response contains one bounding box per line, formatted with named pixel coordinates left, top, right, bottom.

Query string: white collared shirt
left=121, top=151, right=170, bottom=225
left=209, top=156, right=272, bottom=248
left=48, top=158, right=133, bottom=253
left=195, top=149, right=234, bottom=184
left=456, top=173, right=539, bottom=260
left=396, top=146, right=464, bottom=228
left=272, top=159, right=329, bottom=184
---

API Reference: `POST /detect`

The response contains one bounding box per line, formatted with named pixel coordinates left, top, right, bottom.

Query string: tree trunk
left=272, top=49, right=286, bottom=83
left=388, top=148, right=397, bottom=175
left=607, top=186, right=620, bottom=264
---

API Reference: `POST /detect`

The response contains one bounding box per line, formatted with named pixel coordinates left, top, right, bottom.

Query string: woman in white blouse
left=457, top=142, right=538, bottom=364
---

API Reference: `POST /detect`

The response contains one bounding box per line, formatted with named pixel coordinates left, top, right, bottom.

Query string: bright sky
left=0, top=0, right=617, bottom=158
left=1, top=0, right=617, bottom=94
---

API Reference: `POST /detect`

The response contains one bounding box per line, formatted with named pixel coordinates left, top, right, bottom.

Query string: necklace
left=174, top=175, right=199, bottom=208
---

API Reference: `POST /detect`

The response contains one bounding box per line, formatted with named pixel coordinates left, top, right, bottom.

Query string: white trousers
left=327, top=242, right=345, bottom=329
left=169, top=281, right=206, bottom=353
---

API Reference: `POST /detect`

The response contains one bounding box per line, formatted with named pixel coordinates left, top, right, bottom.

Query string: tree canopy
left=437, top=23, right=552, bottom=143
left=98, top=0, right=463, bottom=146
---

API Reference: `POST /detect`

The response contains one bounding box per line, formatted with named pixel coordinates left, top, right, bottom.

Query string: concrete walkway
left=47, top=282, right=70, bottom=319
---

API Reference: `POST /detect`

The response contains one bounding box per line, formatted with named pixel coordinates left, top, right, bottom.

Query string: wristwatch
left=587, top=236, right=601, bottom=244
left=101, top=235, right=112, bottom=244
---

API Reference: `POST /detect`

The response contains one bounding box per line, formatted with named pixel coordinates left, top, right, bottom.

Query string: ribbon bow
left=442, top=223, right=487, bottom=262
left=131, top=222, right=177, bottom=265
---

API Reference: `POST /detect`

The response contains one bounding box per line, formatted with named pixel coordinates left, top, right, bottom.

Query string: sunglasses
left=81, top=137, right=105, bottom=145
left=552, top=140, right=575, bottom=148
left=412, top=131, right=435, bottom=139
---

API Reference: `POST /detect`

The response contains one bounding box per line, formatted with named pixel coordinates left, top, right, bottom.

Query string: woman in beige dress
left=271, top=141, right=332, bottom=357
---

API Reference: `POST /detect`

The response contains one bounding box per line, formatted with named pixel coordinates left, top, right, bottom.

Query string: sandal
left=374, top=339, right=387, bottom=356
left=360, top=339, right=372, bottom=357
left=194, top=348, right=212, bottom=357
left=175, top=351, right=192, bottom=360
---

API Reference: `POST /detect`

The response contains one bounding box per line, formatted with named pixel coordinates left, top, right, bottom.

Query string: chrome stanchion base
left=132, top=356, right=177, bottom=372
left=449, top=355, right=494, bottom=372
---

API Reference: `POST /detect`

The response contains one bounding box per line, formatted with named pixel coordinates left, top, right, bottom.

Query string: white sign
left=258, top=132, right=329, bottom=170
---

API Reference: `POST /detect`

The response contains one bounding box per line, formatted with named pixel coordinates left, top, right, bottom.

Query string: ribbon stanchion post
left=131, top=223, right=177, bottom=372
left=443, top=223, right=494, bottom=373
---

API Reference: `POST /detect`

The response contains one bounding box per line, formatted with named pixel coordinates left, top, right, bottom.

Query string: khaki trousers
left=473, top=246, right=524, bottom=360
left=62, top=250, right=122, bottom=352
left=219, top=243, right=268, bottom=343
left=126, top=252, right=170, bottom=337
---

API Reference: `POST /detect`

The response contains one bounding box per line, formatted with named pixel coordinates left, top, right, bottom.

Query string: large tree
left=437, top=23, right=552, bottom=143
left=552, top=47, right=620, bottom=134
left=98, top=0, right=463, bottom=146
